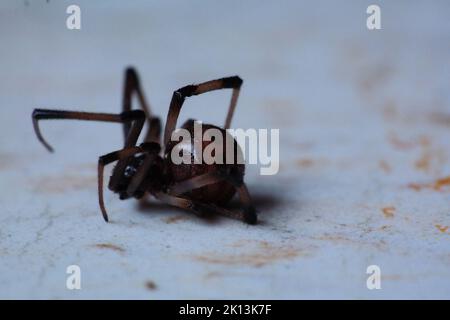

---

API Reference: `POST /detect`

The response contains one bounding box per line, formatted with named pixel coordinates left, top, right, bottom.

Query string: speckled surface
left=1, top=0, right=450, bottom=299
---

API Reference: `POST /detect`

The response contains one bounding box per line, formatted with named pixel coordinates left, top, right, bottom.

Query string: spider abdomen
left=166, top=120, right=245, bottom=204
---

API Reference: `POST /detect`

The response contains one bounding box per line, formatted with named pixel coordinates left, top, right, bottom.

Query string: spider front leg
left=98, top=145, right=144, bottom=222
left=32, top=108, right=147, bottom=221
left=98, top=142, right=158, bottom=222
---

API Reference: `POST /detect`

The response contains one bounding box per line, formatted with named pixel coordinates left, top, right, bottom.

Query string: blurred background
left=0, top=0, right=450, bottom=299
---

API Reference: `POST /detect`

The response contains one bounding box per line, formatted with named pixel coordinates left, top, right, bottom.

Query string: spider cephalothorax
left=32, top=67, right=257, bottom=224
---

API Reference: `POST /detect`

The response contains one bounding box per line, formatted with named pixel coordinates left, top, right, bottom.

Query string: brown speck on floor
left=193, top=241, right=301, bottom=267
left=382, top=206, right=395, bottom=218
left=297, top=158, right=314, bottom=168
left=296, top=158, right=329, bottom=169
left=414, top=137, right=446, bottom=174
left=387, top=133, right=431, bottom=153
left=312, top=233, right=388, bottom=251
left=385, top=133, right=446, bottom=174
left=93, top=243, right=125, bottom=253
left=379, top=160, right=391, bottom=173
left=415, top=152, right=432, bottom=172
left=435, top=225, right=449, bottom=234
left=407, top=183, right=424, bottom=191
left=145, top=280, right=157, bottom=290
left=408, top=176, right=450, bottom=192
left=433, top=177, right=450, bottom=191
left=388, top=132, right=414, bottom=150
left=165, top=215, right=188, bottom=224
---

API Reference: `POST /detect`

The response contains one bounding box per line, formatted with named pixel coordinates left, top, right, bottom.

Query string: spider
left=32, top=67, right=257, bottom=224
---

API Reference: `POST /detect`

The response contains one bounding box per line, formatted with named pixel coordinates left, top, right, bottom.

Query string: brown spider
left=32, top=67, right=257, bottom=224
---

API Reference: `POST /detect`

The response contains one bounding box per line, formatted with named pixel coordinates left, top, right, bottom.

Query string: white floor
left=1, top=1, right=449, bottom=299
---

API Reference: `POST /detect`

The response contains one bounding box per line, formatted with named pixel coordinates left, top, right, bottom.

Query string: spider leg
left=234, top=183, right=257, bottom=224
left=154, top=192, right=226, bottom=219
left=154, top=191, right=256, bottom=224
left=32, top=109, right=145, bottom=152
left=167, top=171, right=225, bottom=195
left=124, top=150, right=160, bottom=198
left=98, top=142, right=157, bottom=222
left=163, top=76, right=243, bottom=146
left=123, top=67, right=161, bottom=144
left=107, top=112, right=146, bottom=191
left=223, top=171, right=257, bottom=224
left=98, top=146, right=144, bottom=222
left=166, top=170, right=257, bottom=224
left=32, top=108, right=147, bottom=219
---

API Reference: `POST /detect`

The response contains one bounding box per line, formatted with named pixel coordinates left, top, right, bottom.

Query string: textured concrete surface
left=1, top=1, right=450, bottom=299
